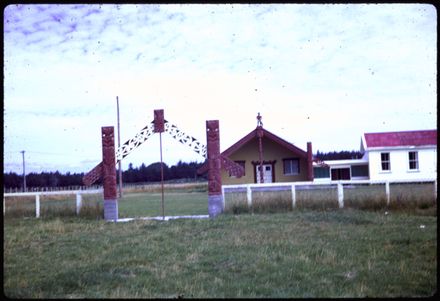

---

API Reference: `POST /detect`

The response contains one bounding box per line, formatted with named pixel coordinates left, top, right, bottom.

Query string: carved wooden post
left=206, top=120, right=223, bottom=217
left=102, top=126, right=118, bottom=221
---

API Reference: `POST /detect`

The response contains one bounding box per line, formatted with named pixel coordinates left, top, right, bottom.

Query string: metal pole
left=116, top=96, right=123, bottom=198
left=160, top=132, right=165, bottom=220
left=21, top=150, right=26, bottom=192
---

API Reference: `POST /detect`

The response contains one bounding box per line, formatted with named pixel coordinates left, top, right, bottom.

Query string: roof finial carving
left=257, top=112, right=263, bottom=128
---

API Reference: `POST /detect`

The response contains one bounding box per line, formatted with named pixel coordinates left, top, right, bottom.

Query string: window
left=313, top=167, right=330, bottom=178
left=381, top=152, right=390, bottom=171
left=283, top=158, right=299, bottom=175
left=351, top=165, right=369, bottom=177
left=408, top=151, right=418, bottom=170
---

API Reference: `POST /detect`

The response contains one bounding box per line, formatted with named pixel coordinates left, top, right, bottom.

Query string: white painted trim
left=3, top=189, right=102, bottom=197
left=115, top=215, right=210, bottom=223
left=337, top=183, right=344, bottom=208
left=291, top=184, right=296, bottom=208
left=35, top=194, right=40, bottom=218
left=76, top=193, right=82, bottom=215
left=246, top=185, right=252, bottom=208
left=365, top=145, right=437, bottom=151
left=223, top=178, right=436, bottom=190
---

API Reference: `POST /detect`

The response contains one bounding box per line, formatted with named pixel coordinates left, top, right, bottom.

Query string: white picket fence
left=3, top=189, right=102, bottom=218
left=222, top=179, right=437, bottom=209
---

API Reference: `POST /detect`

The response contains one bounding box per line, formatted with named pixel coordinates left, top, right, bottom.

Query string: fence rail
left=3, top=185, right=103, bottom=193
left=3, top=189, right=102, bottom=218
left=222, top=178, right=437, bottom=210
left=3, top=179, right=207, bottom=193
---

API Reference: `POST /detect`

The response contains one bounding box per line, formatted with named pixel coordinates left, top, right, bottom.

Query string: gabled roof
left=363, top=130, right=437, bottom=148
left=196, top=126, right=307, bottom=175
left=222, top=126, right=308, bottom=158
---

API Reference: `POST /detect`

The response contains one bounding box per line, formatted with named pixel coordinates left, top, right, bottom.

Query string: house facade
left=313, top=129, right=437, bottom=182
left=220, top=126, right=313, bottom=185
left=197, top=116, right=314, bottom=185
left=362, top=130, right=437, bottom=181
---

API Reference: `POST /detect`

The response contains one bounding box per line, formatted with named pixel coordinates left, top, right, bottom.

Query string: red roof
left=364, top=130, right=437, bottom=148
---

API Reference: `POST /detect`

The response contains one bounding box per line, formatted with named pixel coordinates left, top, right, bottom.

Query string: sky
left=3, top=3, right=437, bottom=174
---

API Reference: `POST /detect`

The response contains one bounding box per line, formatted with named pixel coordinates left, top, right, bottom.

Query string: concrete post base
left=104, top=199, right=118, bottom=221
left=208, top=194, right=223, bottom=218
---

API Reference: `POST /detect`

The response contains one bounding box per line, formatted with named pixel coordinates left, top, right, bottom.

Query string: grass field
left=4, top=210, right=436, bottom=298
left=3, top=182, right=437, bottom=297
left=3, top=182, right=209, bottom=218
left=118, top=191, right=208, bottom=217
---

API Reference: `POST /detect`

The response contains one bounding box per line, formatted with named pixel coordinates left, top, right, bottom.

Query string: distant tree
left=145, top=162, right=169, bottom=182
left=3, top=172, right=22, bottom=188
left=315, top=150, right=363, bottom=160
left=3, top=160, right=206, bottom=189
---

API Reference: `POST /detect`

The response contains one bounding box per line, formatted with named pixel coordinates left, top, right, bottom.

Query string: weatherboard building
left=199, top=115, right=437, bottom=184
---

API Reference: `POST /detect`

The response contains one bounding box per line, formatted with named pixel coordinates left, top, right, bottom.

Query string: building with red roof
left=361, top=129, right=437, bottom=181
left=313, top=129, right=437, bottom=182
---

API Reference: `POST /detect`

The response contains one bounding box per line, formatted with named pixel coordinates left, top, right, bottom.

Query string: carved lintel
left=221, top=155, right=245, bottom=178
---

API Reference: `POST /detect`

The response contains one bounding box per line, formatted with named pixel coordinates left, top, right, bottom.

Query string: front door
left=256, top=164, right=273, bottom=183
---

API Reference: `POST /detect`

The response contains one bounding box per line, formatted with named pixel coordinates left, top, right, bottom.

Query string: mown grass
left=3, top=209, right=437, bottom=298
left=118, top=191, right=208, bottom=217
left=4, top=183, right=208, bottom=219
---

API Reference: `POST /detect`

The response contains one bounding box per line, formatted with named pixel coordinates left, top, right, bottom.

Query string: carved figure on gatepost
left=154, top=109, right=165, bottom=133
left=101, top=126, right=118, bottom=220
left=206, top=120, right=223, bottom=217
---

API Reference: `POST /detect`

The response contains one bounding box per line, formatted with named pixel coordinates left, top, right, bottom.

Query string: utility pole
left=116, top=96, right=123, bottom=198
left=21, top=150, right=26, bottom=192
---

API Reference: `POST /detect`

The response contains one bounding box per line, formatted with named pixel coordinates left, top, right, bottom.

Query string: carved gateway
left=83, top=109, right=244, bottom=219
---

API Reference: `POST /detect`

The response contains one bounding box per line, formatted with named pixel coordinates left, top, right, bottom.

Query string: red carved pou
left=206, top=120, right=221, bottom=196
left=102, top=126, right=117, bottom=200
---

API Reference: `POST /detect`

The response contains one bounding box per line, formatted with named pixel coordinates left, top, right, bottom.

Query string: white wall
left=368, top=147, right=437, bottom=181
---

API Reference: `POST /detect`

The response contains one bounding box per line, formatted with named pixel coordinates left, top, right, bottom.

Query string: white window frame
left=408, top=151, right=419, bottom=171
left=380, top=152, right=391, bottom=172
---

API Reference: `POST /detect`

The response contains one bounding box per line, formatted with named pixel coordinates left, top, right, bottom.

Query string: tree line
left=315, top=150, right=363, bottom=160
left=3, top=151, right=364, bottom=189
left=3, top=160, right=206, bottom=189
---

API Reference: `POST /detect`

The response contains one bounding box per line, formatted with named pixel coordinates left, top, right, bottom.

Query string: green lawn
left=118, top=191, right=208, bottom=217
left=4, top=209, right=437, bottom=298
left=3, top=190, right=208, bottom=219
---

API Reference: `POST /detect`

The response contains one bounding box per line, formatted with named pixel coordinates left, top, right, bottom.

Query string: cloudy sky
left=3, top=4, right=437, bottom=174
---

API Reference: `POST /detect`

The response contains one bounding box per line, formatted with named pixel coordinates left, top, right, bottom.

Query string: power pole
left=116, top=96, right=123, bottom=198
left=21, top=150, right=26, bottom=192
